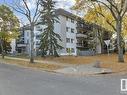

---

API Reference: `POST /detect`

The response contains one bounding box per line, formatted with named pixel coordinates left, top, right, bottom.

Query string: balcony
left=76, top=43, right=85, bottom=48
left=17, top=43, right=27, bottom=47
left=76, top=23, right=93, bottom=31
left=76, top=33, right=87, bottom=38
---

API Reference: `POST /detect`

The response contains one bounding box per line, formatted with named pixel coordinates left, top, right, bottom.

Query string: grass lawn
left=0, top=57, right=62, bottom=71
left=36, top=53, right=127, bottom=73
left=3, top=53, right=127, bottom=73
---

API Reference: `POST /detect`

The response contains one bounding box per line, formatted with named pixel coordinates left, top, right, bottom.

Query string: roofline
left=55, top=8, right=82, bottom=21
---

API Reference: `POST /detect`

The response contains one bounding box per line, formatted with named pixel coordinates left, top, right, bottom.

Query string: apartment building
left=16, top=8, right=108, bottom=56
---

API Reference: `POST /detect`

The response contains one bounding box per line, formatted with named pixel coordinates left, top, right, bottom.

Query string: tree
left=0, top=5, right=19, bottom=59
left=39, top=0, right=62, bottom=57
left=7, top=0, right=41, bottom=63
left=73, top=0, right=127, bottom=62
left=84, top=6, right=114, bottom=53
left=85, top=5, right=127, bottom=53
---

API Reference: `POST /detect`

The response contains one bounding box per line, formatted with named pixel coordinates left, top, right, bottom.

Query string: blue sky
left=0, top=0, right=13, bottom=4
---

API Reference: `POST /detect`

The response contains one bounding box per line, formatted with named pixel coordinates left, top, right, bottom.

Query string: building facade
left=16, top=9, right=109, bottom=56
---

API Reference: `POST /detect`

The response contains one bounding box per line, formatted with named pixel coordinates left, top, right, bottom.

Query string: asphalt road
left=0, top=63, right=126, bottom=95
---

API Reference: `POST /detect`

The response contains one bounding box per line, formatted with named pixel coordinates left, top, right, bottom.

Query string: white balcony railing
left=76, top=43, right=84, bottom=47
left=17, top=44, right=27, bottom=47
left=76, top=33, right=87, bottom=38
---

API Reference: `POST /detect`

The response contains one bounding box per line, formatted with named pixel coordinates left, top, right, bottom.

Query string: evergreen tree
left=39, top=0, right=62, bottom=57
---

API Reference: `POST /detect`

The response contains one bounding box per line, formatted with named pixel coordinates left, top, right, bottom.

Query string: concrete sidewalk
left=55, top=64, right=112, bottom=75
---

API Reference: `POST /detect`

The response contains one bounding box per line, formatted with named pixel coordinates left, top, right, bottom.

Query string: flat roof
left=56, top=8, right=82, bottom=21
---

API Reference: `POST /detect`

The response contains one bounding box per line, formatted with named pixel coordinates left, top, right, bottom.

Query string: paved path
left=0, top=63, right=125, bottom=95
left=55, top=64, right=112, bottom=75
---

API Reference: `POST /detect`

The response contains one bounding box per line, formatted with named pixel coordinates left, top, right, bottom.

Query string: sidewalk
left=55, top=64, right=112, bottom=75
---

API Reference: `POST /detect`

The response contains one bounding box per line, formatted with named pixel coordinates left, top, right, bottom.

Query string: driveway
left=0, top=63, right=126, bottom=95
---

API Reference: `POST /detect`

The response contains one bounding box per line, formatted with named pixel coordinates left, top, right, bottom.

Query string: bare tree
left=6, top=0, right=41, bottom=63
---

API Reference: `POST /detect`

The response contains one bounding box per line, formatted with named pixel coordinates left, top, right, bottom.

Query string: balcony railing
left=76, top=43, right=85, bottom=47
left=17, top=43, right=27, bottom=47
left=76, top=33, right=87, bottom=38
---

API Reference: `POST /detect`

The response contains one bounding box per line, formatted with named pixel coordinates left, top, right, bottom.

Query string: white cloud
left=55, top=0, right=76, bottom=11
left=55, top=0, right=83, bottom=17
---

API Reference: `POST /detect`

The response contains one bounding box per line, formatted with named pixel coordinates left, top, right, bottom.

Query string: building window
left=66, top=38, right=70, bottom=43
left=71, top=18, right=74, bottom=23
left=66, top=48, right=70, bottom=53
left=36, top=35, right=41, bottom=40
left=66, top=48, right=75, bottom=53
left=71, top=28, right=74, bottom=33
left=71, top=48, right=75, bottom=53
left=66, top=27, right=69, bottom=32
left=66, top=17, right=69, bottom=21
left=36, top=41, right=40, bottom=45
left=71, top=39, right=74, bottom=43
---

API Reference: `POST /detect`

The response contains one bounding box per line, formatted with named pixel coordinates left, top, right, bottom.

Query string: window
left=71, top=48, right=75, bottom=53
left=71, top=18, right=74, bottom=23
left=66, top=17, right=69, bottom=21
left=44, top=28, right=46, bottom=32
left=71, top=28, right=74, bottom=33
left=66, top=48, right=75, bottom=53
left=66, top=27, right=69, bottom=32
left=66, top=48, right=70, bottom=53
left=71, top=39, right=74, bottom=43
left=36, top=35, right=41, bottom=40
left=36, top=41, right=40, bottom=45
left=66, top=38, right=70, bottom=43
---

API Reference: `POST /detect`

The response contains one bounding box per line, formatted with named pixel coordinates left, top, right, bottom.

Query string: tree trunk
left=29, top=23, right=34, bottom=63
left=0, top=39, right=4, bottom=59
left=116, top=18, right=124, bottom=62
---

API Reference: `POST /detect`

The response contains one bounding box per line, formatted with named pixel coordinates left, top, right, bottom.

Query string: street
left=0, top=63, right=126, bottom=95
